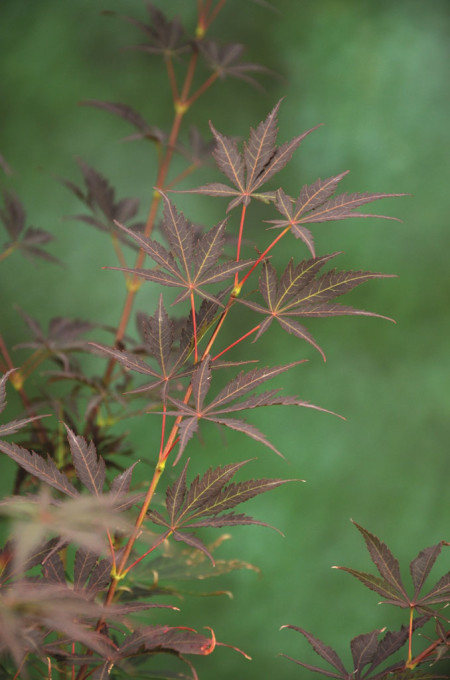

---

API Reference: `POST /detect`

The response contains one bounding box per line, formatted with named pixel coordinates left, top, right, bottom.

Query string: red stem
left=122, top=532, right=171, bottom=575
left=165, top=163, right=197, bottom=190
left=234, top=203, right=247, bottom=287
left=185, top=71, right=219, bottom=108
left=205, top=0, right=227, bottom=29
left=191, top=290, right=199, bottom=362
left=407, top=606, right=414, bottom=664
left=159, top=404, right=167, bottom=459
left=237, top=225, right=290, bottom=292
left=213, top=324, right=261, bottom=361
left=407, top=627, right=450, bottom=670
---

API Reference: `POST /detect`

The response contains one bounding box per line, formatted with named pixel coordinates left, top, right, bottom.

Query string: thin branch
left=237, top=225, right=291, bottom=292
left=212, top=324, right=261, bottom=361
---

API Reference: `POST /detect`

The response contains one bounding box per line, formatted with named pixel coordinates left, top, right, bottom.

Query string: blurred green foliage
left=1, top=1, right=449, bottom=678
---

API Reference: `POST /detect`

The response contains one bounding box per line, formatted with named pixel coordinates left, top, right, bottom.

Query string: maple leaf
left=60, top=158, right=143, bottom=246
left=280, top=621, right=429, bottom=680
left=197, top=40, right=272, bottom=89
left=121, top=2, right=189, bottom=57
left=237, top=253, right=395, bottom=360
left=14, top=308, right=98, bottom=373
left=160, top=355, right=340, bottom=463
left=0, top=189, right=61, bottom=264
left=91, top=295, right=195, bottom=403
left=109, top=194, right=252, bottom=305
left=178, top=100, right=320, bottom=212
left=79, top=100, right=165, bottom=144
left=0, top=581, right=117, bottom=667
left=268, top=176, right=407, bottom=257
left=147, top=458, right=294, bottom=563
left=333, top=522, right=450, bottom=617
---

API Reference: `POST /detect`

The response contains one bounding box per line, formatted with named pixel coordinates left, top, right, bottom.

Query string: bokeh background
left=1, top=1, right=449, bottom=678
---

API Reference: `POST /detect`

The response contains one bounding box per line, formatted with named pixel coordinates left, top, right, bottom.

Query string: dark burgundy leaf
left=350, top=629, right=380, bottom=674
left=110, top=462, right=139, bottom=496
left=418, top=571, right=450, bottom=605
left=180, top=101, right=316, bottom=212
left=74, top=549, right=98, bottom=591
left=198, top=40, right=270, bottom=89
left=364, top=618, right=429, bottom=677
left=182, top=460, right=250, bottom=518
left=351, top=522, right=407, bottom=598
left=119, top=624, right=218, bottom=657
left=0, top=440, right=78, bottom=498
left=0, top=369, right=15, bottom=414
left=65, top=426, right=106, bottom=496
left=80, top=100, right=165, bottom=143
left=122, top=3, right=188, bottom=56
left=332, top=566, right=407, bottom=605
left=172, top=530, right=214, bottom=564
left=279, top=654, right=345, bottom=679
left=237, top=254, right=393, bottom=360
left=281, top=625, right=348, bottom=676
left=410, top=543, right=447, bottom=600
left=166, top=459, right=189, bottom=524
left=43, top=550, right=66, bottom=585
left=86, top=558, right=112, bottom=596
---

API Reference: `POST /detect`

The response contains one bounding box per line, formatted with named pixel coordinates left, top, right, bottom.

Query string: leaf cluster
left=0, top=2, right=441, bottom=680
left=281, top=522, right=450, bottom=679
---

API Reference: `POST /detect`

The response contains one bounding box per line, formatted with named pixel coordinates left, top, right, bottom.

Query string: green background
left=1, top=1, right=449, bottom=678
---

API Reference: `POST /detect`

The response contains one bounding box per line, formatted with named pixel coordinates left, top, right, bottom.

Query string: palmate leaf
left=110, top=196, right=251, bottom=305
left=351, top=522, right=408, bottom=598
left=0, top=189, right=60, bottom=264
left=15, top=309, right=96, bottom=374
left=269, top=176, right=406, bottom=257
left=238, top=254, right=394, bottom=360
left=280, top=623, right=428, bottom=680
left=148, top=459, right=292, bottom=563
left=197, top=40, right=272, bottom=89
left=332, top=522, right=410, bottom=607
left=121, top=2, right=189, bottom=57
left=91, top=299, right=194, bottom=403
left=335, top=523, right=450, bottom=620
left=162, top=356, right=336, bottom=462
left=60, top=159, right=142, bottom=246
left=178, top=101, right=319, bottom=212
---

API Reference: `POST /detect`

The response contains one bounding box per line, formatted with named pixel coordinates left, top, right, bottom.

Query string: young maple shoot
left=2, top=2, right=445, bottom=680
